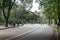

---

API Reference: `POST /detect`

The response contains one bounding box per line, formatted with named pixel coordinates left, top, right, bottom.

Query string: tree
left=13, top=5, right=40, bottom=23
left=3, top=0, right=16, bottom=27
left=57, top=0, right=60, bottom=26
left=11, top=0, right=33, bottom=23
left=39, top=0, right=60, bottom=25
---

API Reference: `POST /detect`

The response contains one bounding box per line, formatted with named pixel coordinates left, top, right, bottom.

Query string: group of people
left=9, top=21, right=24, bottom=27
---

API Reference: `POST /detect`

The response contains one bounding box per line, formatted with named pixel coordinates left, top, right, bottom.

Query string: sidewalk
left=0, top=24, right=39, bottom=40
left=51, top=24, right=58, bottom=40
left=0, top=24, right=24, bottom=30
left=0, top=27, right=13, bottom=30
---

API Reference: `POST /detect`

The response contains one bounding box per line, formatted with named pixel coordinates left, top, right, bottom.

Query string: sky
left=30, top=0, right=40, bottom=12
left=16, top=0, right=40, bottom=12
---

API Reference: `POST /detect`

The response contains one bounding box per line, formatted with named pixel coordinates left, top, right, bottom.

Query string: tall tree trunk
left=0, top=9, right=2, bottom=25
left=54, top=18, right=57, bottom=24
left=57, top=0, right=60, bottom=27
left=57, top=18, right=60, bottom=29
left=58, top=18, right=60, bottom=26
left=5, top=8, right=10, bottom=27
left=59, top=18, right=60, bottom=24
left=5, top=18, right=8, bottom=27
left=48, top=16, right=51, bottom=25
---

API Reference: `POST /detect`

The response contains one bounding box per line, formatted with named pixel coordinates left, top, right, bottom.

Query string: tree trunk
left=59, top=19, right=60, bottom=25
left=5, top=18, right=8, bottom=27
left=57, top=17, right=60, bottom=29
left=5, top=5, right=11, bottom=27
left=57, top=0, right=60, bottom=29
left=58, top=18, right=60, bottom=26
left=0, top=9, right=2, bottom=25
left=48, top=16, right=51, bottom=25
left=54, top=18, right=57, bottom=24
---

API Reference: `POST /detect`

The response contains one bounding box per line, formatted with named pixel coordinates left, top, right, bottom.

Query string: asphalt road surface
left=10, top=24, right=53, bottom=40
left=0, top=24, right=38, bottom=40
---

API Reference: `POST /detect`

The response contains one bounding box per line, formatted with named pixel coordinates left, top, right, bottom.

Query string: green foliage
left=39, top=0, right=58, bottom=19
left=9, top=4, right=40, bottom=23
left=39, top=0, right=60, bottom=26
left=0, top=0, right=40, bottom=26
left=0, top=0, right=2, bottom=9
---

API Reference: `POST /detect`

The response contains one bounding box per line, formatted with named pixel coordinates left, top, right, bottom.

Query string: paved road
left=9, top=24, right=54, bottom=40
left=0, top=24, right=38, bottom=40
